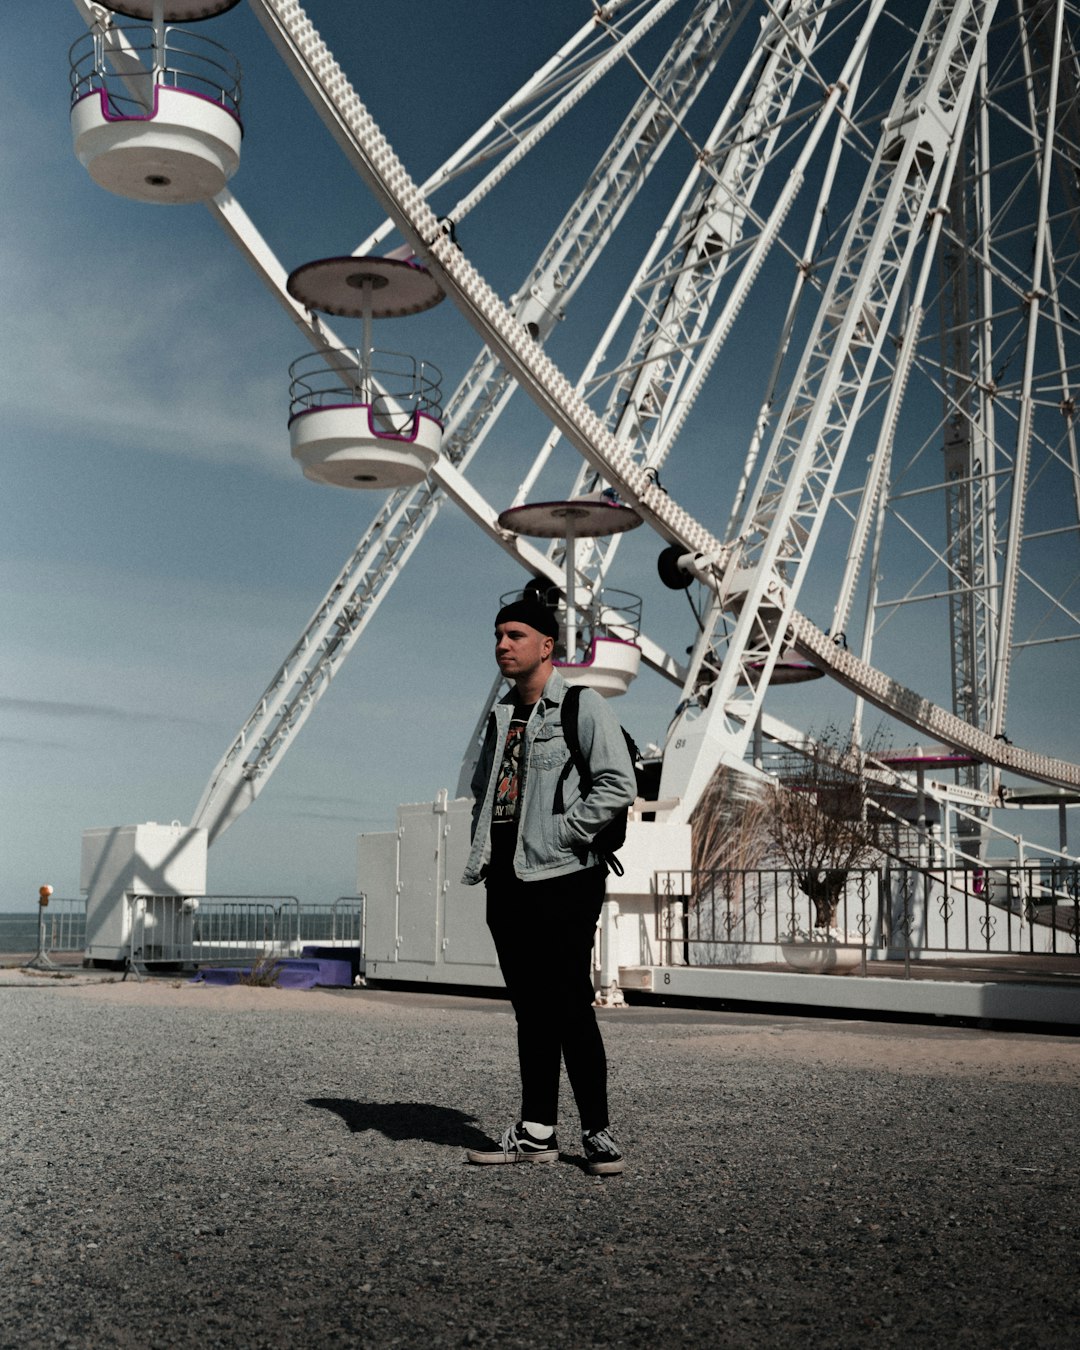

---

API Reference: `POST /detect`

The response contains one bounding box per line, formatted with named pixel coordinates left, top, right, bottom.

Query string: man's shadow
left=306, top=1098, right=493, bottom=1149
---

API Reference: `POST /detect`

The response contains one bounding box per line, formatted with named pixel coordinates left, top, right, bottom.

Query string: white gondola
left=498, top=494, right=644, bottom=697
left=71, top=85, right=242, bottom=203
left=69, top=1, right=242, bottom=204
left=285, top=255, right=445, bottom=489
left=555, top=636, right=643, bottom=699
left=289, top=397, right=444, bottom=490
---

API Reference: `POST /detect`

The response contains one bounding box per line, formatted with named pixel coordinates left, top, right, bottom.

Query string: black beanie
left=495, top=598, right=560, bottom=640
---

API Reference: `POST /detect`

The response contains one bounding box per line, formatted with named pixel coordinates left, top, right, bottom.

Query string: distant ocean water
left=0, top=899, right=359, bottom=955
left=0, top=913, right=45, bottom=952
left=0, top=909, right=86, bottom=954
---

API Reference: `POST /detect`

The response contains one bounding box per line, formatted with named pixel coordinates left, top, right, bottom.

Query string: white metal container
left=81, top=821, right=207, bottom=962
left=71, top=87, right=241, bottom=203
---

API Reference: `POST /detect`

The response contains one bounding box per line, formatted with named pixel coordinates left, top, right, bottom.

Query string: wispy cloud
left=0, top=696, right=206, bottom=728
left=281, top=791, right=363, bottom=810
left=268, top=791, right=363, bottom=824
left=0, top=734, right=69, bottom=750
left=0, top=239, right=294, bottom=474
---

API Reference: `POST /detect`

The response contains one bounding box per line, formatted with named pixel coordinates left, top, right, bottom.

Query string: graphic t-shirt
left=490, top=700, right=534, bottom=869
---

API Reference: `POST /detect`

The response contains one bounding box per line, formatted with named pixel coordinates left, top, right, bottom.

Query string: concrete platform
left=633, top=959, right=1080, bottom=1029
left=2, top=948, right=1078, bottom=1028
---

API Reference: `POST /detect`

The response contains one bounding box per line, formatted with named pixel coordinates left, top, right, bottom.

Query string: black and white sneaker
left=582, top=1128, right=624, bottom=1175
left=465, top=1121, right=559, bottom=1165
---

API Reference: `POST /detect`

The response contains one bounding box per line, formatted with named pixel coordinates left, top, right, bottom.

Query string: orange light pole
left=25, top=886, right=59, bottom=972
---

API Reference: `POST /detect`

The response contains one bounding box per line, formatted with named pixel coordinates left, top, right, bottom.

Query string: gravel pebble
left=1, top=978, right=1077, bottom=1348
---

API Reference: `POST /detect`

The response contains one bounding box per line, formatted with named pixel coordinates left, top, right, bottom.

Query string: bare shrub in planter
left=765, top=726, right=887, bottom=930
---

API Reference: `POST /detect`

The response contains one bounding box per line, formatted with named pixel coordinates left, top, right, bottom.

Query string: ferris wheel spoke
left=989, top=0, right=1068, bottom=736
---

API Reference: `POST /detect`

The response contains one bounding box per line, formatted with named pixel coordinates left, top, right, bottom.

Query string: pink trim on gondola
left=878, top=751, right=982, bottom=769
left=73, top=85, right=243, bottom=131
left=554, top=636, right=640, bottom=671
left=287, top=405, right=443, bottom=445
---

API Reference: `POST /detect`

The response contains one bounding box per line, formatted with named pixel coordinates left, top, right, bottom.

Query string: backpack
left=555, top=685, right=646, bottom=877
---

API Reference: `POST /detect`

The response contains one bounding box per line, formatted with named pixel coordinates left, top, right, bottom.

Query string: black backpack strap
left=553, top=685, right=624, bottom=876
left=479, top=709, right=498, bottom=771
left=553, top=685, right=587, bottom=814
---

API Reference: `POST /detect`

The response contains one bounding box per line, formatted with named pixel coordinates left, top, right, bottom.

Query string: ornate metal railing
left=654, top=863, right=1080, bottom=969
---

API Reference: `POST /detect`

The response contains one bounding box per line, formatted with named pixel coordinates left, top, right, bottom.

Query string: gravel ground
left=1, top=973, right=1078, bottom=1349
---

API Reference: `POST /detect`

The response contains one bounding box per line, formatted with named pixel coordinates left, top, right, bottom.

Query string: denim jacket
left=462, top=668, right=637, bottom=884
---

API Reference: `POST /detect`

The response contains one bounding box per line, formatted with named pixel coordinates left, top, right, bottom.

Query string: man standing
left=462, top=597, right=636, bottom=1175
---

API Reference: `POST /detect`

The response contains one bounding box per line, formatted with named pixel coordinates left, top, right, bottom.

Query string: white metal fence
left=125, top=894, right=366, bottom=972
left=0, top=899, right=87, bottom=960
left=0, top=895, right=365, bottom=971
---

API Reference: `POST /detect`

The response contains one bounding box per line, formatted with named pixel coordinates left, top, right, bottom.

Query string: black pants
left=485, top=865, right=609, bottom=1135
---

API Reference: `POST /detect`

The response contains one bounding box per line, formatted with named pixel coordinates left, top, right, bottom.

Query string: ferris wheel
left=68, top=0, right=1080, bottom=865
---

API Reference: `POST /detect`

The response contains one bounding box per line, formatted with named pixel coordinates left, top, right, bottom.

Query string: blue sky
left=3, top=1, right=1077, bottom=909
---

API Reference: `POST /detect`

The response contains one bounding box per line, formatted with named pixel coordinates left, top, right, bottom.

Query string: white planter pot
left=780, top=939, right=863, bottom=975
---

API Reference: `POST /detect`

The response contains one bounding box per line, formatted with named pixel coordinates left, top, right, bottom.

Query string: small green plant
left=236, top=952, right=284, bottom=986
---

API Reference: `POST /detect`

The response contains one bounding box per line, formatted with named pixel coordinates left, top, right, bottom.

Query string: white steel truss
left=72, top=0, right=1080, bottom=847
left=658, top=0, right=1005, bottom=815
left=554, top=0, right=838, bottom=591
left=235, top=0, right=1080, bottom=807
